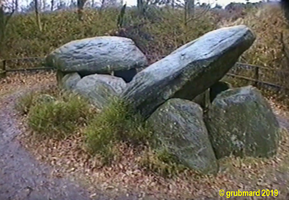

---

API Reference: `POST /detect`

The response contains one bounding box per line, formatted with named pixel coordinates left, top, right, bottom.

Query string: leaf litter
left=2, top=72, right=289, bottom=199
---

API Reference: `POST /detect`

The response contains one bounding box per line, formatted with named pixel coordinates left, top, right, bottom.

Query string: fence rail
left=0, top=58, right=54, bottom=78
left=1, top=56, right=289, bottom=93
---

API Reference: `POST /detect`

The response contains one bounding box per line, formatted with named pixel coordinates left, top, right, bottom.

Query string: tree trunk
left=77, top=0, right=86, bottom=21
left=15, top=0, right=19, bottom=12
left=34, top=0, right=42, bottom=31
left=0, top=3, right=14, bottom=58
left=50, top=0, right=54, bottom=11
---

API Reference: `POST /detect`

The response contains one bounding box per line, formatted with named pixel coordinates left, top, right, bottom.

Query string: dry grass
left=220, top=4, right=289, bottom=90
left=0, top=71, right=56, bottom=98
left=219, top=5, right=287, bottom=67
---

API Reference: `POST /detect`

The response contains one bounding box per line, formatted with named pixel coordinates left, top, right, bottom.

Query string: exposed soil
left=1, top=72, right=289, bottom=200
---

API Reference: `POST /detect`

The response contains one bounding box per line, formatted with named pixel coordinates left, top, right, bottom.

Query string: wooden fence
left=0, top=57, right=53, bottom=78
left=226, top=62, right=289, bottom=92
left=1, top=57, right=289, bottom=93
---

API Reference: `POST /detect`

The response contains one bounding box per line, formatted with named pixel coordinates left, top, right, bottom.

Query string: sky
left=123, top=0, right=263, bottom=7
left=17, top=0, right=268, bottom=10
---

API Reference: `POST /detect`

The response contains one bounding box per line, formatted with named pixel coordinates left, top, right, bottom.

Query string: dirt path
left=0, top=91, right=94, bottom=200
left=0, top=90, right=145, bottom=200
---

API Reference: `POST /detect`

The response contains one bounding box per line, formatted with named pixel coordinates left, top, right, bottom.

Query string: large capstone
left=45, top=36, right=148, bottom=76
left=205, top=86, right=280, bottom=159
left=147, top=98, right=219, bottom=175
left=121, top=25, right=256, bottom=119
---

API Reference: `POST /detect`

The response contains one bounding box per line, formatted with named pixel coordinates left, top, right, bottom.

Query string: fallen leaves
left=3, top=72, right=289, bottom=199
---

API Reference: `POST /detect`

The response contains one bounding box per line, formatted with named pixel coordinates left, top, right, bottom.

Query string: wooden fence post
left=0, top=59, right=7, bottom=79
left=254, top=66, right=259, bottom=87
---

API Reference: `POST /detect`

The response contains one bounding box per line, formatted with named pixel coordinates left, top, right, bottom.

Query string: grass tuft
left=16, top=92, right=37, bottom=115
left=84, top=97, right=154, bottom=164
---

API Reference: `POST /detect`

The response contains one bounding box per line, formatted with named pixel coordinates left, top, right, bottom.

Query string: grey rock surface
left=45, top=36, right=148, bottom=74
left=75, top=74, right=127, bottom=109
left=147, top=98, right=219, bottom=175
left=205, top=86, right=280, bottom=159
left=192, top=89, right=210, bottom=110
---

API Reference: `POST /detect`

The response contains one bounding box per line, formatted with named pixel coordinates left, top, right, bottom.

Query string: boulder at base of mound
left=147, top=98, right=219, bottom=175
left=209, top=81, right=232, bottom=102
left=45, top=36, right=148, bottom=82
left=205, top=85, right=280, bottom=159
left=60, top=72, right=81, bottom=91
left=121, top=25, right=255, bottom=119
left=74, top=74, right=127, bottom=109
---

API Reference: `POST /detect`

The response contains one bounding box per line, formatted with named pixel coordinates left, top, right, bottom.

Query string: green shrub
left=28, top=92, right=95, bottom=139
left=84, top=97, right=153, bottom=164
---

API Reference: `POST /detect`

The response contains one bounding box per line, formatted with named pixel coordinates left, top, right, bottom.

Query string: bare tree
left=34, top=0, right=42, bottom=31
left=174, top=0, right=210, bottom=27
left=184, top=0, right=195, bottom=26
left=15, top=0, right=18, bottom=12
left=50, top=0, right=54, bottom=11
left=137, top=0, right=144, bottom=15
left=77, top=0, right=87, bottom=20
left=99, top=0, right=105, bottom=13
left=0, top=0, right=14, bottom=58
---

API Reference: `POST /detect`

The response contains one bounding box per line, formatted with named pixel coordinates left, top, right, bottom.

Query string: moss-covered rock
left=74, top=74, right=126, bottom=109
left=147, top=98, right=219, bottom=175
left=205, top=85, right=280, bottom=159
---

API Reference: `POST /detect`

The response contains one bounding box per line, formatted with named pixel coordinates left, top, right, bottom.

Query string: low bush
left=27, top=92, right=96, bottom=139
